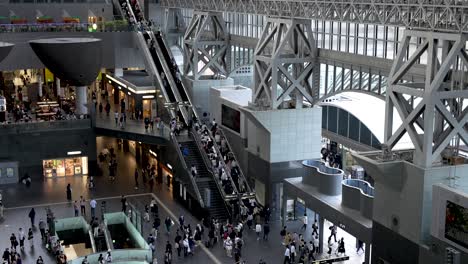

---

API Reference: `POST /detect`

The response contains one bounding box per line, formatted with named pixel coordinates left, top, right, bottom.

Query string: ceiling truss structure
left=384, top=30, right=468, bottom=167
left=183, top=11, right=229, bottom=80
left=161, top=0, right=468, bottom=33
left=253, top=17, right=317, bottom=109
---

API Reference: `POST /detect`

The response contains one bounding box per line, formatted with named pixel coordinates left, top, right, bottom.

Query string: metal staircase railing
left=190, top=130, right=233, bottom=220
left=171, top=134, right=205, bottom=208
left=214, top=127, right=256, bottom=198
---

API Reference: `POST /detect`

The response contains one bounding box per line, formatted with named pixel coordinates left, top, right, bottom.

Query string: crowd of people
left=192, top=119, right=248, bottom=196
left=1, top=206, right=70, bottom=264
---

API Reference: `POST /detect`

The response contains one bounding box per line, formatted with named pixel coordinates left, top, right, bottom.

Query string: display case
left=43, top=157, right=88, bottom=178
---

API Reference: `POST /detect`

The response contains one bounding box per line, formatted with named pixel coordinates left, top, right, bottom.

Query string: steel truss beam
left=183, top=11, right=229, bottom=80
left=161, top=0, right=468, bottom=33
left=385, top=30, right=468, bottom=167
left=253, top=17, right=317, bottom=109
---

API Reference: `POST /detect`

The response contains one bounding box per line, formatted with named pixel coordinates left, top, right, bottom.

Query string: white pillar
left=38, top=75, right=42, bottom=97
left=56, top=78, right=61, bottom=97
left=75, top=86, right=88, bottom=115
left=318, top=215, right=324, bottom=253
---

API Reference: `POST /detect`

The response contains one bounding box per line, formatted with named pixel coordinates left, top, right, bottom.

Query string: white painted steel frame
left=161, top=0, right=468, bottom=33
left=253, top=17, right=318, bottom=109
left=385, top=30, right=468, bottom=167
left=183, top=11, right=229, bottom=79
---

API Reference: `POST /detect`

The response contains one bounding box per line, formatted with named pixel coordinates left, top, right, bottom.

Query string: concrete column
left=365, top=243, right=371, bottom=264
left=115, top=68, right=124, bottom=77
left=318, top=215, right=324, bottom=253
left=38, top=75, right=42, bottom=97
left=56, top=78, right=61, bottom=97
left=281, top=192, right=287, bottom=228
left=75, top=86, right=88, bottom=115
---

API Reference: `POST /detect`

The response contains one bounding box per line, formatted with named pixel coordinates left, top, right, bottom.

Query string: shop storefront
left=43, top=156, right=88, bottom=177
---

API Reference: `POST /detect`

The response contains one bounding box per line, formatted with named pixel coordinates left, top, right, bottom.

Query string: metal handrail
left=191, top=131, right=233, bottom=220
left=202, top=129, right=241, bottom=196
left=171, top=134, right=205, bottom=208
left=150, top=31, right=190, bottom=125
left=102, top=220, right=114, bottom=250
left=215, top=127, right=254, bottom=195
left=155, top=33, right=197, bottom=123
left=87, top=227, right=97, bottom=253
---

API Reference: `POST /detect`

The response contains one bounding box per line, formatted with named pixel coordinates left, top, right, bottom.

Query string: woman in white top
left=255, top=223, right=262, bottom=240
left=224, top=237, right=233, bottom=257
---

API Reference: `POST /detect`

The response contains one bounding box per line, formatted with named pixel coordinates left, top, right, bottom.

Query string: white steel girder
left=385, top=30, right=468, bottom=168
left=160, top=0, right=468, bottom=34
left=253, top=17, right=317, bottom=109
left=183, top=11, right=229, bottom=80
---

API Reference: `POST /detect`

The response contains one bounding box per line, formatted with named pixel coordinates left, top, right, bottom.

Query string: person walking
left=165, top=217, right=172, bottom=234
left=290, top=243, right=296, bottom=262
left=357, top=239, right=364, bottom=254
left=28, top=208, right=36, bottom=228
left=80, top=196, right=86, bottom=216
left=312, top=220, right=319, bottom=236
left=313, top=235, right=319, bottom=254
left=10, top=233, right=18, bottom=251
left=337, top=237, right=345, bottom=256
left=114, top=111, right=119, bottom=126
left=27, top=228, right=33, bottom=247
left=121, top=195, right=127, bottom=212
left=90, top=198, right=97, bottom=218
left=174, top=232, right=182, bottom=257
left=18, top=228, right=25, bottom=250
left=283, top=245, right=291, bottom=264
left=66, top=184, right=72, bottom=202
left=224, top=237, right=233, bottom=257
left=36, top=256, right=44, bottom=264
left=38, top=219, right=46, bottom=240
left=74, top=201, right=79, bottom=217
left=105, top=102, right=111, bottom=116
left=2, top=248, right=9, bottom=263
left=300, top=213, right=308, bottom=231
left=328, top=225, right=337, bottom=242
left=263, top=222, right=270, bottom=241
left=255, top=223, right=262, bottom=240
left=280, top=226, right=287, bottom=244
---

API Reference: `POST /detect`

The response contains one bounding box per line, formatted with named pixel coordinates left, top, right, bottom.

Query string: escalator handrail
left=102, top=220, right=114, bottom=250
left=215, top=127, right=254, bottom=195
left=190, top=130, right=237, bottom=201
left=149, top=31, right=190, bottom=125
left=123, top=0, right=138, bottom=27
left=202, top=128, right=243, bottom=197
left=171, top=134, right=205, bottom=208
left=157, top=35, right=193, bottom=105
left=87, top=225, right=97, bottom=253
left=133, top=32, right=177, bottom=119
left=190, top=131, right=234, bottom=220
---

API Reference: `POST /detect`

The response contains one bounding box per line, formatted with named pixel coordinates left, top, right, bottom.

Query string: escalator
left=113, top=0, right=258, bottom=218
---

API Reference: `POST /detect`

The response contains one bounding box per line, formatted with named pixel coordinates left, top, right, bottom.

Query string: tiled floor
left=0, top=136, right=367, bottom=264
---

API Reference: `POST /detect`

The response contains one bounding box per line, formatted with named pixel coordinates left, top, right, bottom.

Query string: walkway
left=0, top=136, right=366, bottom=264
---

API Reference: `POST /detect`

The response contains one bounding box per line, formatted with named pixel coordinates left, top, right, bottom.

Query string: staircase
left=178, top=139, right=229, bottom=220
